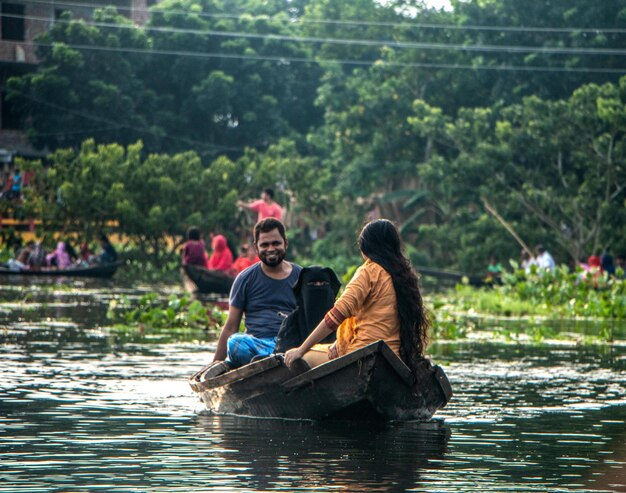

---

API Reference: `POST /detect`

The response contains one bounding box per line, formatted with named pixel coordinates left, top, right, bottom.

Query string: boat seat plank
left=281, top=341, right=415, bottom=392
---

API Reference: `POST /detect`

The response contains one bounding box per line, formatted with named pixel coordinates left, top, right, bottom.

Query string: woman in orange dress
left=284, top=219, right=430, bottom=383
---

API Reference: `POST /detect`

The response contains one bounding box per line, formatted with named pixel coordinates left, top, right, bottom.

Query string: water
left=1, top=278, right=625, bottom=492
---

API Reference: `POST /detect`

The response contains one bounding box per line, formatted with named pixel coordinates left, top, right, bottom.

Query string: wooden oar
left=481, top=198, right=533, bottom=256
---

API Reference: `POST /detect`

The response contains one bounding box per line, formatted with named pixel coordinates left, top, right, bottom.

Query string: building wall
left=0, top=2, right=51, bottom=64
left=0, top=0, right=153, bottom=160
left=130, top=0, right=149, bottom=26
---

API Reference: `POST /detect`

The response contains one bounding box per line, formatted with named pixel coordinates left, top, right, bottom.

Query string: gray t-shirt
left=229, top=262, right=302, bottom=339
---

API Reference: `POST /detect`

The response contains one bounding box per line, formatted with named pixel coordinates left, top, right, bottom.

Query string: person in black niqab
left=275, top=266, right=341, bottom=353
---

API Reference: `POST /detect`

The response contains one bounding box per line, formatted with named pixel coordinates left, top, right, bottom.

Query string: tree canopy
left=6, top=0, right=626, bottom=270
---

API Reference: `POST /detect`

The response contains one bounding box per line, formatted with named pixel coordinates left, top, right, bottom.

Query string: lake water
left=1, top=278, right=625, bottom=492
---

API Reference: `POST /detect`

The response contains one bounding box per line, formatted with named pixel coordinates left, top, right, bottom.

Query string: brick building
left=0, top=0, right=151, bottom=167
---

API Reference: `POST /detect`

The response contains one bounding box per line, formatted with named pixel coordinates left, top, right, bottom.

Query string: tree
left=407, top=77, right=626, bottom=266
left=7, top=8, right=158, bottom=151
left=47, top=139, right=244, bottom=262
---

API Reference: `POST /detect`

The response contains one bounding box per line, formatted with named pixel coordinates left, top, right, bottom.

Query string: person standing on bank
left=535, top=244, right=556, bottom=272
left=284, top=219, right=430, bottom=385
left=212, top=218, right=301, bottom=367
left=237, top=187, right=283, bottom=222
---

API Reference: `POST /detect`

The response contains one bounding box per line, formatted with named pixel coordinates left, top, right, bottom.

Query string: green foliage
left=501, top=265, right=626, bottom=319
left=407, top=78, right=626, bottom=268
left=7, top=8, right=155, bottom=151
left=107, top=292, right=227, bottom=330
left=41, top=139, right=245, bottom=261
left=8, top=1, right=323, bottom=156
left=5, top=0, right=626, bottom=271
left=429, top=267, right=626, bottom=329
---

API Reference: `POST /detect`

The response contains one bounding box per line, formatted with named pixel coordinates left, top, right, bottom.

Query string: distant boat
left=415, top=265, right=486, bottom=286
left=189, top=340, right=452, bottom=421
left=182, top=264, right=234, bottom=295
left=0, top=261, right=123, bottom=278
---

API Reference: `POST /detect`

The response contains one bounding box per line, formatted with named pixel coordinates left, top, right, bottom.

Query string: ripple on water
left=1, top=281, right=626, bottom=492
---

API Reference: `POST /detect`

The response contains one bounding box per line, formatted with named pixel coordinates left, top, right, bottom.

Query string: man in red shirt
left=237, top=187, right=283, bottom=222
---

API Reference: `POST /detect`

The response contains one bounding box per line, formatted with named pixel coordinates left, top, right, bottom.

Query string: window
left=1, top=3, right=25, bottom=41
left=55, top=8, right=69, bottom=20
left=1, top=91, right=21, bottom=129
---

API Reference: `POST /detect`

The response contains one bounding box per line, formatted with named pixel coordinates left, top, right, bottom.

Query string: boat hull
left=0, top=261, right=122, bottom=278
left=183, top=265, right=234, bottom=295
left=190, top=341, right=452, bottom=421
left=415, top=265, right=485, bottom=286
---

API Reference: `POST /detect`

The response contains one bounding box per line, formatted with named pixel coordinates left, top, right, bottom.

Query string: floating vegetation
left=429, top=265, right=626, bottom=321
left=501, top=264, right=626, bottom=319
left=427, top=265, right=626, bottom=345
left=107, top=293, right=226, bottom=331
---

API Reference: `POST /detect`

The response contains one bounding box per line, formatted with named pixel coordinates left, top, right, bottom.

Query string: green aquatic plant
left=429, top=265, right=626, bottom=321
left=501, top=264, right=626, bottom=319
left=430, top=311, right=477, bottom=341
left=107, top=324, right=208, bottom=344
left=107, top=293, right=227, bottom=330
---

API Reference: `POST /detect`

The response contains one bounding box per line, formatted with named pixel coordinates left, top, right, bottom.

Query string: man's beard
left=259, top=250, right=286, bottom=267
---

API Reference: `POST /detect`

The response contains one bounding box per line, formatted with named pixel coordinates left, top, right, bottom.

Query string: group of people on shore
left=578, top=250, right=625, bottom=278
left=5, top=234, right=117, bottom=271
left=0, top=168, right=27, bottom=201
left=487, top=244, right=626, bottom=281
left=204, top=215, right=430, bottom=396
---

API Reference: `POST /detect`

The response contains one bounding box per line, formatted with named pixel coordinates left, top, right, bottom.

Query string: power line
left=27, top=40, right=626, bottom=74
left=5, top=86, right=244, bottom=154
left=12, top=12, right=626, bottom=57
left=34, top=126, right=119, bottom=137
left=21, top=0, right=626, bottom=35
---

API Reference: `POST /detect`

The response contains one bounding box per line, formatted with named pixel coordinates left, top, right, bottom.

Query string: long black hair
left=358, top=219, right=430, bottom=381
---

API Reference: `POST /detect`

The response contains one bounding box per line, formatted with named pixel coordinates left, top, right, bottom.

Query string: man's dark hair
left=263, top=187, right=274, bottom=199
left=254, top=218, right=286, bottom=243
left=535, top=244, right=546, bottom=254
left=187, top=226, right=200, bottom=241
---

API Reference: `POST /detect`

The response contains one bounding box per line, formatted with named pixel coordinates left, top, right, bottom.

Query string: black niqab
left=275, top=266, right=341, bottom=353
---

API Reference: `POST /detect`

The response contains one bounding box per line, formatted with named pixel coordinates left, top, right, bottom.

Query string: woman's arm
left=283, top=319, right=334, bottom=367
left=283, top=262, right=373, bottom=367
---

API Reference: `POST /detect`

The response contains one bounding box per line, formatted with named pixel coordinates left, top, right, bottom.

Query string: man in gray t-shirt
left=212, top=218, right=301, bottom=367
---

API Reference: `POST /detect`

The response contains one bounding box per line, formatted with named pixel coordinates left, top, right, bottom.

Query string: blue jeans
left=226, top=333, right=277, bottom=367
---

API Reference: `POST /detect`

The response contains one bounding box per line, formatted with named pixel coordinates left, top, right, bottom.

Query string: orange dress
left=306, top=259, right=400, bottom=367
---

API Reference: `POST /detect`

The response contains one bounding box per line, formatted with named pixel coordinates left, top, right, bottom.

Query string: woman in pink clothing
left=182, top=226, right=207, bottom=267
left=46, top=241, right=71, bottom=270
left=237, top=187, right=282, bottom=222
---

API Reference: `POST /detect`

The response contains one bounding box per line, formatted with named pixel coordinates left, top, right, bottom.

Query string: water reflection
left=194, top=416, right=450, bottom=492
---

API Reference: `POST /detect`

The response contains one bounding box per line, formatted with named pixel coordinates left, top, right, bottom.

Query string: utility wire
left=20, top=0, right=626, bottom=35
left=5, top=87, right=244, bottom=154
left=26, top=40, right=626, bottom=74
left=11, top=12, right=626, bottom=57
left=34, top=126, right=119, bottom=137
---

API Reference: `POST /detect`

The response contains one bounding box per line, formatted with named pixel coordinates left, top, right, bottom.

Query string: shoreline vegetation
left=1, top=1, right=625, bottom=277
left=102, top=262, right=626, bottom=346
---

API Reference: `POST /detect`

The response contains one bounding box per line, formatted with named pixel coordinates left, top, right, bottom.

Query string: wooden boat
left=415, top=265, right=486, bottom=286
left=0, top=261, right=123, bottom=278
left=189, top=341, right=452, bottom=421
left=183, top=264, right=234, bottom=295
